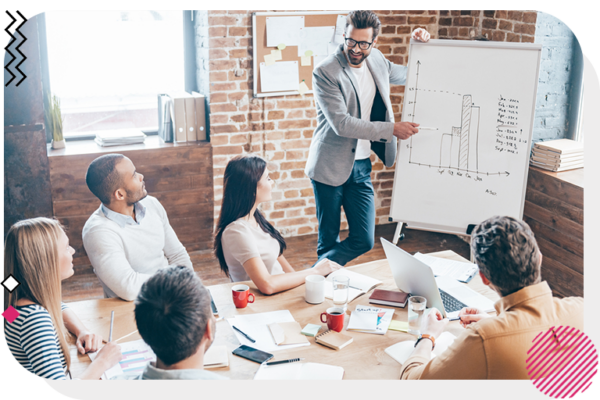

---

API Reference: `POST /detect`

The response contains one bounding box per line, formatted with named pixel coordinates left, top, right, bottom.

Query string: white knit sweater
left=82, top=196, right=193, bottom=301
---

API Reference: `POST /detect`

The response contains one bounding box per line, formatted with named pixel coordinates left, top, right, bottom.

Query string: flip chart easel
left=389, top=39, right=542, bottom=240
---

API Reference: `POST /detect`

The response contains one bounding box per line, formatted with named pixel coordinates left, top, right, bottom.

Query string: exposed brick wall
left=533, top=12, right=583, bottom=142
left=208, top=10, right=572, bottom=239
left=438, top=10, right=537, bottom=43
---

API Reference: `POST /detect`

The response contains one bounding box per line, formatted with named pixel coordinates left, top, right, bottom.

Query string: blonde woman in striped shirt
left=4, top=218, right=122, bottom=380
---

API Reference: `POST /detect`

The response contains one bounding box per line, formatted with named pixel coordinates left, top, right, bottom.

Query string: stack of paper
left=414, top=253, right=479, bottom=283
left=530, top=139, right=584, bottom=172
left=324, top=269, right=382, bottom=303
left=227, top=310, right=310, bottom=353
left=89, top=339, right=156, bottom=380
left=254, top=362, right=344, bottom=380
left=204, top=345, right=229, bottom=369
left=94, top=129, right=146, bottom=147
left=346, top=308, right=378, bottom=331
left=348, top=306, right=395, bottom=335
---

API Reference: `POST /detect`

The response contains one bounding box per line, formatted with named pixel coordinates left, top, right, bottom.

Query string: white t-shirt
left=350, top=63, right=377, bottom=160
left=221, top=218, right=284, bottom=282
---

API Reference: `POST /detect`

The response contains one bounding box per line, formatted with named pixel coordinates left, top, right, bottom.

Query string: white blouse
left=221, top=218, right=284, bottom=282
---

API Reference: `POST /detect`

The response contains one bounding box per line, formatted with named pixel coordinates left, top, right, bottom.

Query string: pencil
left=108, top=311, right=115, bottom=342
left=114, top=330, right=138, bottom=343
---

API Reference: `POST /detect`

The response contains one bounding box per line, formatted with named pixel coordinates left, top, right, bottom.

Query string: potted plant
left=46, top=94, right=65, bottom=149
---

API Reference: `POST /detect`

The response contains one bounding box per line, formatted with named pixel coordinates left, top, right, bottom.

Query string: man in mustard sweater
left=400, top=216, right=584, bottom=379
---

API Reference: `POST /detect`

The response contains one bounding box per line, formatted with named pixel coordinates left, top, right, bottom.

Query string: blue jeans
left=311, top=158, right=375, bottom=266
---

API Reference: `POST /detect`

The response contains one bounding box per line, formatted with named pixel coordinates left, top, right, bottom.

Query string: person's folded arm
left=400, top=327, right=488, bottom=379
left=313, top=67, right=394, bottom=142
left=242, top=256, right=326, bottom=295
left=83, top=229, right=152, bottom=301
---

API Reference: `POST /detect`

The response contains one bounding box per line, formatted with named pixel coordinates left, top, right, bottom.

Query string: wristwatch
left=414, top=333, right=435, bottom=350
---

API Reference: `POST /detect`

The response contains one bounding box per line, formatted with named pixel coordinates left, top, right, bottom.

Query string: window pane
left=45, top=11, right=184, bottom=137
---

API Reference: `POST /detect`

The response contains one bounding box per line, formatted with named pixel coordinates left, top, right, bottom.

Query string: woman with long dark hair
left=215, top=155, right=341, bottom=294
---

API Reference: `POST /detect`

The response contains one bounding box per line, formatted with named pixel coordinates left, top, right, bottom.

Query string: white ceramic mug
left=305, top=275, right=325, bottom=304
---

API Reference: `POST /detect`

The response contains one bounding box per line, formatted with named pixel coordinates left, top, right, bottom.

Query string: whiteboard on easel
left=389, top=39, right=542, bottom=235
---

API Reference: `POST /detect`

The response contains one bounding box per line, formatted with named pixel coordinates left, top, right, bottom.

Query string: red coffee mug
left=232, top=284, right=255, bottom=308
left=320, top=307, right=345, bottom=332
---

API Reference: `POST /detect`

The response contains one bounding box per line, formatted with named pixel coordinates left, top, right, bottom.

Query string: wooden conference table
left=67, top=251, right=499, bottom=380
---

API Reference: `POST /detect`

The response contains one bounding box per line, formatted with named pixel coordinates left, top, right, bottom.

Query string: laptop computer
left=380, top=238, right=495, bottom=320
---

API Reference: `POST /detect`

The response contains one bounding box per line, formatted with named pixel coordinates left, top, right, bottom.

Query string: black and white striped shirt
left=5, top=303, right=69, bottom=380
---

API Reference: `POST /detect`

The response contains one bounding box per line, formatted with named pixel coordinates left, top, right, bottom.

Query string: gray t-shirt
left=221, top=218, right=284, bottom=282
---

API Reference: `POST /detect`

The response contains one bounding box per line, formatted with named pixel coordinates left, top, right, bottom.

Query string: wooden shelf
left=47, top=135, right=207, bottom=157
left=524, top=166, right=583, bottom=298
left=46, top=137, right=215, bottom=266
left=528, top=165, right=583, bottom=190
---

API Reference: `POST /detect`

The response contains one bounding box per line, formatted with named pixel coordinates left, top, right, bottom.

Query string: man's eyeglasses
left=345, top=38, right=373, bottom=50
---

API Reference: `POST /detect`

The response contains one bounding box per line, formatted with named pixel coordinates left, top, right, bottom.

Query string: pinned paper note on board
left=334, top=15, right=346, bottom=44
left=271, top=49, right=282, bottom=61
left=298, top=81, right=309, bottom=95
left=260, top=61, right=300, bottom=93
left=266, top=16, right=304, bottom=47
left=328, top=42, right=339, bottom=55
left=264, top=54, right=276, bottom=66
left=300, top=56, right=311, bottom=66
left=298, top=26, right=335, bottom=57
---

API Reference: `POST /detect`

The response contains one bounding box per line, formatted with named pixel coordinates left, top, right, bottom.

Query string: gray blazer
left=305, top=45, right=407, bottom=187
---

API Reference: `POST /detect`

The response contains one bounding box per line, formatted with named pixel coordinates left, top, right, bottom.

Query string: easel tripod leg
left=393, top=222, right=405, bottom=245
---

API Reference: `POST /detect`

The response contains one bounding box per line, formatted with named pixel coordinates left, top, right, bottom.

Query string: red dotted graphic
left=527, top=326, right=597, bottom=398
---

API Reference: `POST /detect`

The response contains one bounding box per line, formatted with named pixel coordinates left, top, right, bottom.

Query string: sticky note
left=277, top=43, right=286, bottom=50
left=388, top=320, right=409, bottom=332
left=304, top=50, right=313, bottom=57
left=271, top=49, right=282, bottom=61
left=264, top=54, right=276, bottom=66
left=298, top=81, right=309, bottom=95
left=301, top=323, right=321, bottom=337
left=301, top=56, right=311, bottom=66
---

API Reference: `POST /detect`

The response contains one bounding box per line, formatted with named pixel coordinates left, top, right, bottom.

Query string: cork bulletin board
left=252, top=11, right=348, bottom=98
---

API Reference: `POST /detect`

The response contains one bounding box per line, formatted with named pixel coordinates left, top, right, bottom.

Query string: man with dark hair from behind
left=398, top=216, right=583, bottom=379
left=114, top=266, right=226, bottom=380
left=82, top=154, right=193, bottom=301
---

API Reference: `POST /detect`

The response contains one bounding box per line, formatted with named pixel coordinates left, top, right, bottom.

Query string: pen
left=349, top=285, right=362, bottom=291
left=266, top=358, right=304, bottom=366
left=232, top=325, right=256, bottom=343
left=108, top=311, right=115, bottom=342
left=418, top=127, right=438, bottom=130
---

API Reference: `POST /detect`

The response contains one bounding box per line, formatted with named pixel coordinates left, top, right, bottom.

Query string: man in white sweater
left=82, top=154, right=193, bottom=301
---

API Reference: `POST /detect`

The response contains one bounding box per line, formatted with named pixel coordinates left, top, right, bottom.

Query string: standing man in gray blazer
left=305, top=10, right=430, bottom=265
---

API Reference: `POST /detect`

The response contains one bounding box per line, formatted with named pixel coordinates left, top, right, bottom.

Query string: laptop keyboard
left=439, top=289, right=468, bottom=313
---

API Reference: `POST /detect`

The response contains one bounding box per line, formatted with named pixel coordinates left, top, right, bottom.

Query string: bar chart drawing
left=390, top=39, right=541, bottom=235
left=404, top=60, right=509, bottom=177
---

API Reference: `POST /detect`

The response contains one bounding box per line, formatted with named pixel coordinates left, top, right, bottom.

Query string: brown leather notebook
left=314, top=330, right=353, bottom=350
left=368, top=289, right=409, bottom=308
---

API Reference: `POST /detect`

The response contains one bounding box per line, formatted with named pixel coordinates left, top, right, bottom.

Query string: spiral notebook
left=314, top=330, right=353, bottom=350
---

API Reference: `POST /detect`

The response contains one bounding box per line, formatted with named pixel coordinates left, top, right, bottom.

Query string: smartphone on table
left=232, top=345, right=274, bottom=364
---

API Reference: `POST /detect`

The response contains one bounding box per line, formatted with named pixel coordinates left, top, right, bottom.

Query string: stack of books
left=95, top=129, right=146, bottom=147
left=530, top=139, right=584, bottom=172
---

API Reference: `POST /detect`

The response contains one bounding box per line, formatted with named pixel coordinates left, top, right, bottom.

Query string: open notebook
left=324, top=269, right=382, bottom=303
left=384, top=332, right=457, bottom=365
